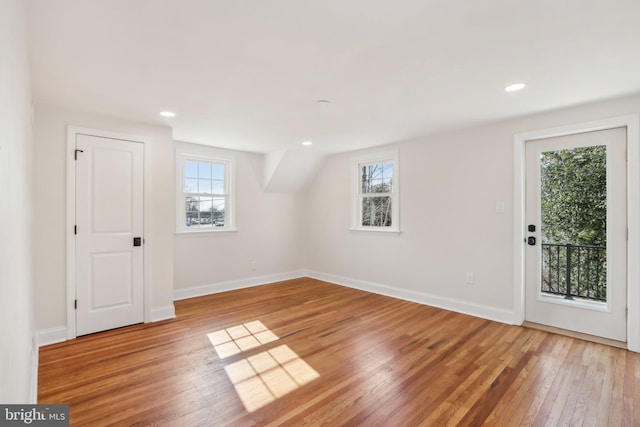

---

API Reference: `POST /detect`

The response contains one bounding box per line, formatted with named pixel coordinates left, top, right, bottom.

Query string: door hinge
left=74, top=299, right=77, bottom=310
left=74, top=149, right=84, bottom=160
left=74, top=225, right=77, bottom=235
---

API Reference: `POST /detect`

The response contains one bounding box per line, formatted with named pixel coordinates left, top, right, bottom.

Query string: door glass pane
left=539, top=145, right=607, bottom=303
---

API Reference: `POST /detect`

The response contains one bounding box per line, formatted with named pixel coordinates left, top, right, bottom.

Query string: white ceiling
left=27, top=0, right=640, bottom=154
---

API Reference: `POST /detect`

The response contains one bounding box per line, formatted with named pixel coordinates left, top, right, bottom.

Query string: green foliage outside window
left=540, top=145, right=607, bottom=301
left=540, top=146, right=606, bottom=246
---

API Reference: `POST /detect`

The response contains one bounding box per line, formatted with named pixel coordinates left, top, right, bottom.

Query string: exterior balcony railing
left=541, top=242, right=607, bottom=302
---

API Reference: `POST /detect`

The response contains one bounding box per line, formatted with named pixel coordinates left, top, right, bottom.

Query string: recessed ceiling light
left=301, top=141, right=313, bottom=146
left=316, top=100, right=331, bottom=104
left=159, top=111, right=176, bottom=117
left=504, top=83, right=526, bottom=92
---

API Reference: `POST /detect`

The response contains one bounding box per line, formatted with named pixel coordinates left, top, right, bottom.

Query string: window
left=177, top=153, right=235, bottom=232
left=351, top=150, right=399, bottom=232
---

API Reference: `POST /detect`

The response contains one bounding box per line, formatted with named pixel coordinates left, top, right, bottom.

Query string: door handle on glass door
left=527, top=236, right=536, bottom=246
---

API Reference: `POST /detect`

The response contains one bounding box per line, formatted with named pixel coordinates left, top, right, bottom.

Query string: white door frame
left=66, top=126, right=151, bottom=339
left=513, top=115, right=640, bottom=352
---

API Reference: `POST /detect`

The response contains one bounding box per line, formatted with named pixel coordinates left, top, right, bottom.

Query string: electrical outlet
left=251, top=260, right=257, bottom=271
left=465, top=272, right=474, bottom=284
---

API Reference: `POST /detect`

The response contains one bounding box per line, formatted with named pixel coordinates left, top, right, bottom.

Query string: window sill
left=175, top=228, right=238, bottom=237
left=349, top=227, right=401, bottom=235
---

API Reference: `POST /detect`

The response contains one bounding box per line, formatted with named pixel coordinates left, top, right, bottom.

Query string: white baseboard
left=173, top=270, right=307, bottom=301
left=35, top=306, right=176, bottom=349
left=150, top=305, right=176, bottom=322
left=173, top=269, right=517, bottom=324
left=306, top=270, right=517, bottom=325
left=36, top=326, right=68, bottom=348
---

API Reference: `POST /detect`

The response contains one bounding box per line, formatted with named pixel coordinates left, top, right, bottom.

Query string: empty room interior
left=3, top=0, right=640, bottom=425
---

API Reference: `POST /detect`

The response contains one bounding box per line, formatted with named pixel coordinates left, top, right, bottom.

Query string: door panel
left=91, top=149, right=134, bottom=233
left=525, top=127, right=627, bottom=341
left=91, top=252, right=133, bottom=308
left=76, top=134, right=144, bottom=336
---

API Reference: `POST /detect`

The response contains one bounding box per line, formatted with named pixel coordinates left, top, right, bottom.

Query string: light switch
left=495, top=201, right=505, bottom=214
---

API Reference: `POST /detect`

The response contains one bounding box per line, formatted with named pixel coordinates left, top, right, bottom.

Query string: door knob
left=527, top=236, right=536, bottom=246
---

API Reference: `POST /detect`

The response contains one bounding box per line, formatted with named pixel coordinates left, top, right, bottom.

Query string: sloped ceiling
left=263, top=149, right=327, bottom=193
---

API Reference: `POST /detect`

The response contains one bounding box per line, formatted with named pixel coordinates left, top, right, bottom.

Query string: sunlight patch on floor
left=207, top=321, right=320, bottom=412
left=207, top=320, right=279, bottom=359
left=224, top=345, right=320, bottom=412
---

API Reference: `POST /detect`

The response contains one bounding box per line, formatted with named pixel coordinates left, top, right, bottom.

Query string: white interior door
left=525, top=127, right=627, bottom=341
left=75, top=134, right=144, bottom=336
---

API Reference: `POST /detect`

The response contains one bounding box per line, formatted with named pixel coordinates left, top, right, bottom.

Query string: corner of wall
left=30, top=335, right=38, bottom=404
left=263, top=149, right=286, bottom=190
left=36, top=327, right=68, bottom=348
left=173, top=270, right=307, bottom=301
left=150, top=305, right=176, bottom=322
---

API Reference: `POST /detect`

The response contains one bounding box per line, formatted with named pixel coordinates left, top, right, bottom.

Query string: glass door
left=524, top=127, right=627, bottom=341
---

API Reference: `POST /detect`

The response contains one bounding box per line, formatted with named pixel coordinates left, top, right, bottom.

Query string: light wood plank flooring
left=38, top=278, right=640, bottom=426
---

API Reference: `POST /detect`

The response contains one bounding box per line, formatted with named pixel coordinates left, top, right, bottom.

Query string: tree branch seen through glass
left=360, top=162, right=393, bottom=227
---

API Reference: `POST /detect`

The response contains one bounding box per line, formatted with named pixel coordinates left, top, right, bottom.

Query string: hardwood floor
left=38, top=278, right=640, bottom=426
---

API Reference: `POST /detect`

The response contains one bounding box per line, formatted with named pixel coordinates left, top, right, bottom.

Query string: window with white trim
left=177, top=153, right=235, bottom=232
left=351, top=150, right=399, bottom=232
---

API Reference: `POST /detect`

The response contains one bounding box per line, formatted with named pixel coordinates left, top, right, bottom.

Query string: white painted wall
left=32, top=104, right=175, bottom=336
left=305, top=93, right=640, bottom=322
left=0, top=0, right=35, bottom=403
left=174, top=141, right=305, bottom=297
